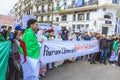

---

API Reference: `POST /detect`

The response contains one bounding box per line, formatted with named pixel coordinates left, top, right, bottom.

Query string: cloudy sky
left=0, top=0, right=18, bottom=15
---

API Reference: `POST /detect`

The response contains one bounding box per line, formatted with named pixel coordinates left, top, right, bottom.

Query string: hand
left=99, top=49, right=101, bottom=52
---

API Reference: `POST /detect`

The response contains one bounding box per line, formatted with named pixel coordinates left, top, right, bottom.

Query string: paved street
left=42, top=60, right=120, bottom=80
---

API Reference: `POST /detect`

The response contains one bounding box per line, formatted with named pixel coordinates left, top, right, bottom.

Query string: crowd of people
left=0, top=19, right=120, bottom=80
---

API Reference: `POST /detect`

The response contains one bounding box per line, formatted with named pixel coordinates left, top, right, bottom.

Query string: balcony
left=84, top=0, right=99, bottom=6
left=33, top=10, right=52, bottom=16
left=24, top=0, right=30, bottom=4
left=23, top=3, right=32, bottom=11
left=34, top=0, right=50, bottom=6
left=112, top=0, right=119, bottom=4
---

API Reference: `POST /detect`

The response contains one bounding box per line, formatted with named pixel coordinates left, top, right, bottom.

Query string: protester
left=99, top=34, right=109, bottom=65
left=8, top=30, right=15, bottom=41
left=15, top=22, right=24, bottom=34
left=0, top=32, right=5, bottom=42
left=61, top=28, right=68, bottom=41
left=2, top=26, right=12, bottom=40
left=109, top=37, right=119, bottom=66
left=7, top=31, right=23, bottom=80
left=39, top=31, right=48, bottom=77
left=1, top=21, right=120, bottom=80
left=1, top=25, right=7, bottom=39
left=118, top=40, right=120, bottom=66
left=54, top=32, right=64, bottom=68
left=15, top=22, right=23, bottom=31
left=107, top=36, right=114, bottom=58
left=46, top=29, right=55, bottom=70
left=90, top=33, right=97, bottom=64
left=67, top=31, right=76, bottom=62
left=20, top=19, right=40, bottom=80
left=76, top=31, right=82, bottom=60
left=84, top=32, right=91, bottom=61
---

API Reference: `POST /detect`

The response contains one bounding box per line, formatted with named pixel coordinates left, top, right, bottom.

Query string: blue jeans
left=100, top=49, right=108, bottom=63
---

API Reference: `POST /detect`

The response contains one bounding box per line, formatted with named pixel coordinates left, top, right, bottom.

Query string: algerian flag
left=21, top=28, right=40, bottom=59
left=0, top=41, right=11, bottom=80
left=56, top=6, right=61, bottom=11
left=20, top=28, right=40, bottom=80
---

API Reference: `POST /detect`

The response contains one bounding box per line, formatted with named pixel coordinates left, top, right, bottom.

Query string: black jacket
left=99, top=39, right=109, bottom=49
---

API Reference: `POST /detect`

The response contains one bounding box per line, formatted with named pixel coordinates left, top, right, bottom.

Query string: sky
left=0, top=0, right=18, bottom=15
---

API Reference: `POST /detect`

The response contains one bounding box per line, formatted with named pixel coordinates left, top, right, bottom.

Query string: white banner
left=40, top=40, right=99, bottom=64
left=38, top=23, right=51, bottom=30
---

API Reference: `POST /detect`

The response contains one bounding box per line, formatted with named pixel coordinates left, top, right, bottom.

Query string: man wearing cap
left=15, top=22, right=23, bottom=31
left=15, top=22, right=24, bottom=38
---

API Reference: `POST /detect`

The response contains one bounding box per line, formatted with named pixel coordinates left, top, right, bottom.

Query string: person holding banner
left=67, top=31, right=76, bottom=62
left=54, top=32, right=64, bottom=68
left=61, top=28, right=68, bottom=41
left=46, top=29, right=55, bottom=69
left=90, top=33, right=97, bottom=64
left=20, top=19, right=40, bottom=80
left=39, top=31, right=48, bottom=77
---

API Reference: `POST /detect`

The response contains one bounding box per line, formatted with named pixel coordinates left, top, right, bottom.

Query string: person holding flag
left=20, top=19, right=40, bottom=80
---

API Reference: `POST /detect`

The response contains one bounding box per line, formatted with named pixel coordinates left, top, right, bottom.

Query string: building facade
left=10, top=0, right=53, bottom=21
left=10, top=0, right=120, bottom=35
left=53, top=0, right=120, bottom=35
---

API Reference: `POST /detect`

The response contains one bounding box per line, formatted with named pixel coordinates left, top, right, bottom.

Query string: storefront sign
left=105, top=21, right=112, bottom=24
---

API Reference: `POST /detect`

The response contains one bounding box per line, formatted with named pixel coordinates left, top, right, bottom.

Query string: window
left=81, top=24, right=84, bottom=27
left=73, top=14, right=76, bottom=21
left=47, top=16, right=50, bottom=21
left=116, top=17, right=118, bottom=22
left=63, top=0, right=67, bottom=9
left=27, top=10, right=30, bottom=15
left=112, top=0, right=118, bottom=4
left=36, top=7, right=39, bottom=12
left=57, top=1, right=60, bottom=6
left=56, top=17, right=59, bottom=22
left=80, top=24, right=84, bottom=31
left=115, top=24, right=117, bottom=32
left=15, top=8, right=17, bottom=11
left=86, top=13, right=90, bottom=20
left=77, top=24, right=80, bottom=29
left=61, top=15, right=67, bottom=21
left=41, top=16, right=43, bottom=21
left=104, top=15, right=111, bottom=19
left=85, top=24, right=89, bottom=31
left=78, top=14, right=84, bottom=21
left=42, top=5, right=44, bottom=11
left=72, top=0, right=76, bottom=7
left=72, top=25, right=75, bottom=30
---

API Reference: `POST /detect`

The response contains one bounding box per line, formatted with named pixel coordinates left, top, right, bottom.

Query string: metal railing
left=112, top=0, right=119, bottom=4
left=84, top=0, right=99, bottom=6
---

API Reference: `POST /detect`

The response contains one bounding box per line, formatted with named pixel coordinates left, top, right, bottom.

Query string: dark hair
left=1, top=25, right=6, bottom=29
left=27, top=19, right=37, bottom=29
left=8, top=27, right=12, bottom=29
